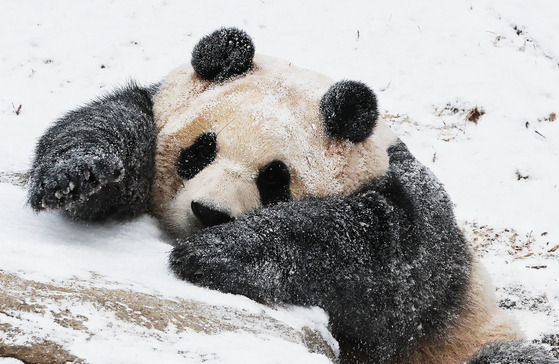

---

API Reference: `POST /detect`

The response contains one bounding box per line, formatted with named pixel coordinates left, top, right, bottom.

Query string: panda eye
left=197, top=146, right=213, bottom=160
left=259, top=161, right=289, bottom=185
left=176, top=132, right=217, bottom=179
left=257, top=160, right=291, bottom=205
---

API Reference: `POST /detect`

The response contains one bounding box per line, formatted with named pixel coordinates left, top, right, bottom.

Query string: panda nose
left=191, top=201, right=234, bottom=227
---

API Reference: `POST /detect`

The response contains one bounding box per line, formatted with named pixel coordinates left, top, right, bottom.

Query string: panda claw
left=69, top=181, right=76, bottom=191
left=84, top=169, right=91, bottom=181
left=55, top=190, right=63, bottom=199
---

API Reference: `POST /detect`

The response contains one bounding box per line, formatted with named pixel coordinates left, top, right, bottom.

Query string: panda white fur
left=28, top=28, right=557, bottom=363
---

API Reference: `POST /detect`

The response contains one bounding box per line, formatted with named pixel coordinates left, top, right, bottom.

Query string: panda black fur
left=28, top=28, right=557, bottom=364
left=28, top=83, right=158, bottom=220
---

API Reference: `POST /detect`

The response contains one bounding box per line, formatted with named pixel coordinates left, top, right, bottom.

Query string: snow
left=1, top=0, right=558, bottom=362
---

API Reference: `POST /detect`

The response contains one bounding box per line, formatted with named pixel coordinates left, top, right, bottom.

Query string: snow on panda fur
left=28, top=28, right=557, bottom=363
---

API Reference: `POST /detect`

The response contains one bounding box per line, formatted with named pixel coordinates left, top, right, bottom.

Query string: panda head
left=152, top=28, right=396, bottom=238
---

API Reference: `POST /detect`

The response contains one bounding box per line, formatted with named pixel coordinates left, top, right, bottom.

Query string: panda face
left=152, top=55, right=396, bottom=238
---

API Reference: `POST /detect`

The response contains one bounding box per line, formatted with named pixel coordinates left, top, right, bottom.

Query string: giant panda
left=28, top=28, right=557, bottom=364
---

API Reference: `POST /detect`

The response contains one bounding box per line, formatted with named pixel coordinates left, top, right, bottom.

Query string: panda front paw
left=29, top=153, right=124, bottom=212
left=170, top=231, right=238, bottom=287
left=169, top=227, right=285, bottom=303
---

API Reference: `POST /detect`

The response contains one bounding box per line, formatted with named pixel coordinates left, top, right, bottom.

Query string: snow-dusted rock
left=0, top=271, right=335, bottom=364
left=0, top=179, right=336, bottom=364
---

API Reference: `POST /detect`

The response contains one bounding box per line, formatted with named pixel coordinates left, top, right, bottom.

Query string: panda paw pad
left=29, top=154, right=124, bottom=212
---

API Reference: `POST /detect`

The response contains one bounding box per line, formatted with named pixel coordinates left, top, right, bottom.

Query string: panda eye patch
left=257, top=160, right=291, bottom=205
left=176, top=132, right=217, bottom=179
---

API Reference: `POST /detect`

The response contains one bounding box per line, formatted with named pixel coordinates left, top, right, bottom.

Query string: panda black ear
left=191, top=27, right=255, bottom=83
left=320, top=80, right=378, bottom=143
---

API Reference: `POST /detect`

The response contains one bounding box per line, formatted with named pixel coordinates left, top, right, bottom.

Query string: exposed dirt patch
left=462, top=221, right=531, bottom=256
left=498, top=284, right=552, bottom=314
left=434, top=102, right=485, bottom=124
left=384, top=112, right=467, bottom=139
left=460, top=221, right=559, bottom=358
left=384, top=102, right=484, bottom=142
left=0, top=171, right=29, bottom=187
left=534, top=333, right=559, bottom=358
left=465, top=106, right=485, bottom=124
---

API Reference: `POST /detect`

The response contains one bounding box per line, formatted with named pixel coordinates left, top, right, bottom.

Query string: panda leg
left=466, top=341, right=558, bottom=364
left=28, top=82, right=158, bottom=221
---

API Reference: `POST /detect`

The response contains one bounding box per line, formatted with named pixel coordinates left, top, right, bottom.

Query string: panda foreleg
left=169, top=183, right=471, bottom=362
left=28, top=82, right=158, bottom=221
left=466, top=341, right=558, bottom=364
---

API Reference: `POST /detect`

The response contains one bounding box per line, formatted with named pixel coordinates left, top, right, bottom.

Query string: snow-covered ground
left=1, top=0, right=558, bottom=362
